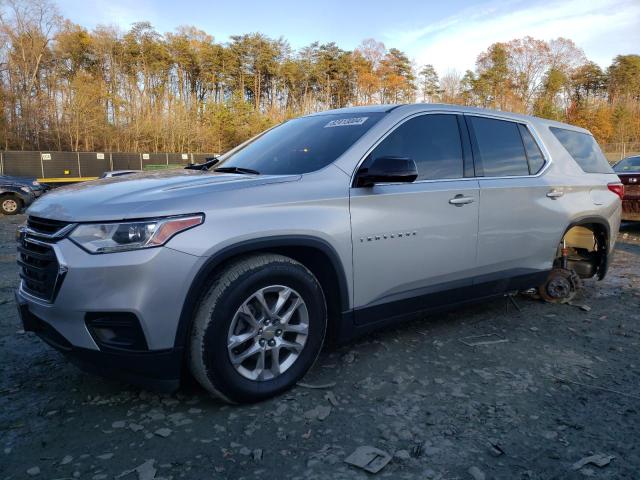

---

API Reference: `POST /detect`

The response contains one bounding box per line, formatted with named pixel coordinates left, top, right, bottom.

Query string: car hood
left=0, top=175, right=36, bottom=187
left=27, top=169, right=300, bottom=222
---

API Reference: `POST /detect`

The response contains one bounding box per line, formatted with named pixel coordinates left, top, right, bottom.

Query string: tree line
left=1, top=0, right=638, bottom=154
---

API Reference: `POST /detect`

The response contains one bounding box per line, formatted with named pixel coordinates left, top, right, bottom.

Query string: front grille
left=27, top=216, right=70, bottom=236
left=18, top=236, right=62, bottom=302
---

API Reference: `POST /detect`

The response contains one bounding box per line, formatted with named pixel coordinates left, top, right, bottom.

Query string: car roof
left=305, top=103, right=591, bottom=135
left=304, top=104, right=404, bottom=116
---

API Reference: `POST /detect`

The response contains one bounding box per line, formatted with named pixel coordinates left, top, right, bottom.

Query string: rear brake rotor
left=538, top=268, right=582, bottom=304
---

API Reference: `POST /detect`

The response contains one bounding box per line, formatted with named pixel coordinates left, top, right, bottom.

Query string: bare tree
left=440, top=70, right=462, bottom=104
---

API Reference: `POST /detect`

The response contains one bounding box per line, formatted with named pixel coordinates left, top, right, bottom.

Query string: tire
left=189, top=254, right=327, bottom=403
left=0, top=195, right=22, bottom=215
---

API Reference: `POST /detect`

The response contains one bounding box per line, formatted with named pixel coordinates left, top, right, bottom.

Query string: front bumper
left=16, top=240, right=205, bottom=391
left=16, top=292, right=182, bottom=391
left=20, top=191, right=36, bottom=207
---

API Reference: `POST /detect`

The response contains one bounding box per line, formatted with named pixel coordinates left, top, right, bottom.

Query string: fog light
left=85, top=312, right=148, bottom=352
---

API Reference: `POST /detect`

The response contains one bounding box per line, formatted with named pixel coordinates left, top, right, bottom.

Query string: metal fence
left=1, top=145, right=636, bottom=182
left=602, top=143, right=640, bottom=163
left=0, top=151, right=218, bottom=181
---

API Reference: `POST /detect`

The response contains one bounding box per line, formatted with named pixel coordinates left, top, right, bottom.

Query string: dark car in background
left=99, top=170, right=143, bottom=178
left=613, top=155, right=640, bottom=221
left=0, top=175, right=48, bottom=215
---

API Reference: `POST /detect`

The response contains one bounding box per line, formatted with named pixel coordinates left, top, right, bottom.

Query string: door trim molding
left=351, top=268, right=549, bottom=327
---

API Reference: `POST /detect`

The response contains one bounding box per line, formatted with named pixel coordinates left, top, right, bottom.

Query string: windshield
left=217, top=112, right=386, bottom=175
left=614, top=156, right=640, bottom=173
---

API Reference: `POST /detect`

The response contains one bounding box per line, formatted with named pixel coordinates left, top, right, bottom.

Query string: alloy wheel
left=227, top=285, right=309, bottom=381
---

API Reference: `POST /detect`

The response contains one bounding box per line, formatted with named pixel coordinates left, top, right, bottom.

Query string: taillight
left=608, top=182, right=624, bottom=200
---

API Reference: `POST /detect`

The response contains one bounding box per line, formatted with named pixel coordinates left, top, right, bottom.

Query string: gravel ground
left=1, top=214, right=639, bottom=480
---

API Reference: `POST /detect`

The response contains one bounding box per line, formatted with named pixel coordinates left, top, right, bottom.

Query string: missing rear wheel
left=538, top=268, right=582, bottom=304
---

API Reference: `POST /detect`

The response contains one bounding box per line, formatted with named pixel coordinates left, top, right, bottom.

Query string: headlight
left=20, top=186, right=31, bottom=193
left=69, top=214, right=204, bottom=253
left=32, top=181, right=40, bottom=186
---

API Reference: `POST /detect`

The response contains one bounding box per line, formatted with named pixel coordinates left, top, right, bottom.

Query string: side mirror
left=354, top=156, right=418, bottom=188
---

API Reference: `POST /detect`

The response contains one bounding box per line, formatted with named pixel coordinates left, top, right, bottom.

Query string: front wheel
left=1, top=195, right=22, bottom=215
left=189, top=254, right=327, bottom=403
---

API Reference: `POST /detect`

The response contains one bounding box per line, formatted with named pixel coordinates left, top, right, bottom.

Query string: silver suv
left=15, top=104, right=622, bottom=403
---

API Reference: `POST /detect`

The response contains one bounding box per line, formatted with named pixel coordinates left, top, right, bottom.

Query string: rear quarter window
left=518, top=124, right=546, bottom=174
left=549, top=127, right=613, bottom=174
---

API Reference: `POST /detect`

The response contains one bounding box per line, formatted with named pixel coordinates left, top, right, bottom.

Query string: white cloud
left=57, top=0, right=162, bottom=31
left=387, top=0, right=640, bottom=74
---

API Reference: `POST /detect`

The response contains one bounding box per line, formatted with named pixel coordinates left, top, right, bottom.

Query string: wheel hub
left=538, top=268, right=582, bottom=304
left=3, top=199, right=17, bottom=212
left=227, top=285, right=309, bottom=381
left=261, top=328, right=276, bottom=341
left=547, top=276, right=571, bottom=299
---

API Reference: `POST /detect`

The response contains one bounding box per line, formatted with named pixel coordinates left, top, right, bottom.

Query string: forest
left=1, top=0, right=639, bottom=156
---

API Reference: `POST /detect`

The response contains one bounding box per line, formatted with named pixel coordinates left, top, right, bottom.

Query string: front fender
left=172, top=235, right=350, bottom=349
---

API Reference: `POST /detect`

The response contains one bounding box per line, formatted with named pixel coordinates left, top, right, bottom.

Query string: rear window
left=613, top=156, right=640, bottom=173
left=468, top=116, right=529, bottom=177
left=549, top=127, right=613, bottom=174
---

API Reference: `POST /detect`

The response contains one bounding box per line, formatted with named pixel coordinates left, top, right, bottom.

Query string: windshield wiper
left=214, top=166, right=260, bottom=175
left=184, top=157, right=220, bottom=171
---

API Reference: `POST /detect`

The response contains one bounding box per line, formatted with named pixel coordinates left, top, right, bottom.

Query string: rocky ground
left=1, top=214, right=639, bottom=479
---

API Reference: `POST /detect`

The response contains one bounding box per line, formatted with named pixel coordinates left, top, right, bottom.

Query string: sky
left=55, top=0, right=640, bottom=74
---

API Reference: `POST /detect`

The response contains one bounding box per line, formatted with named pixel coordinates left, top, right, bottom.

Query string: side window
left=468, top=116, right=529, bottom=177
left=518, top=124, right=545, bottom=174
left=549, top=127, right=613, bottom=174
left=368, top=114, right=463, bottom=180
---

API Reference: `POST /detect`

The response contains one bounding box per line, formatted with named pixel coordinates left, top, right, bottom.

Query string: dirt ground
left=1, top=214, right=639, bottom=480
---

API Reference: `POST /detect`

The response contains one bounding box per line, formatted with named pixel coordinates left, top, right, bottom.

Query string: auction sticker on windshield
left=324, top=117, right=369, bottom=128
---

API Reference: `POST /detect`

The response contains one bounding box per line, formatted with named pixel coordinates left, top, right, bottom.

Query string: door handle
left=546, top=190, right=564, bottom=199
left=449, top=195, right=475, bottom=206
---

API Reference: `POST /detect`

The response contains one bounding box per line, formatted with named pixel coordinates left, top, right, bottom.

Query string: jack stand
left=505, top=293, right=521, bottom=313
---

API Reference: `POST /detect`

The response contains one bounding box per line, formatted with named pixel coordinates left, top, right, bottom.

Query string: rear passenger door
left=350, top=113, right=479, bottom=323
left=466, top=115, right=563, bottom=288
